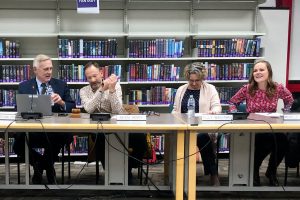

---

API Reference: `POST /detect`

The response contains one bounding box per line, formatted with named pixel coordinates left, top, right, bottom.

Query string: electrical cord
left=247, top=117, right=283, bottom=188
left=52, top=120, right=101, bottom=190
left=100, top=118, right=283, bottom=192
left=101, top=121, right=234, bottom=167
left=33, top=118, right=55, bottom=188
left=8, top=116, right=101, bottom=190
left=60, top=77, right=111, bottom=189
left=103, top=133, right=162, bottom=192
left=52, top=76, right=105, bottom=189
left=99, top=120, right=235, bottom=195
left=93, top=118, right=162, bottom=191
left=1, top=117, right=51, bottom=188
left=3, top=114, right=285, bottom=191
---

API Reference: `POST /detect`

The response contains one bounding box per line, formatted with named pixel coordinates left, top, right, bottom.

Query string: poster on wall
left=77, top=0, right=100, bottom=14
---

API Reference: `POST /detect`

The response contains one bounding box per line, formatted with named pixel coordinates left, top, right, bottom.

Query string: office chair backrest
left=123, top=104, right=139, bottom=114
left=237, top=103, right=247, bottom=112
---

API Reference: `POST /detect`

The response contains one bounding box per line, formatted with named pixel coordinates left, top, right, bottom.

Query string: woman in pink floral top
left=229, top=59, right=294, bottom=186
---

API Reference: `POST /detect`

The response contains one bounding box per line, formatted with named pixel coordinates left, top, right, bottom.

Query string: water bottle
left=187, top=95, right=195, bottom=118
left=47, top=85, right=54, bottom=106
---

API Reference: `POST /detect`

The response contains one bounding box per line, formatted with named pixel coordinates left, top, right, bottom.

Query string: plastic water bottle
left=47, top=85, right=54, bottom=106
left=187, top=95, right=195, bottom=118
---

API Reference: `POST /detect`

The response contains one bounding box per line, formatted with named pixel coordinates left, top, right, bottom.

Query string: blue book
left=256, top=38, right=261, bottom=57
left=0, top=40, right=3, bottom=58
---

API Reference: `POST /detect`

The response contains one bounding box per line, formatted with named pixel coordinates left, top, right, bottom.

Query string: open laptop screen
left=16, top=94, right=52, bottom=116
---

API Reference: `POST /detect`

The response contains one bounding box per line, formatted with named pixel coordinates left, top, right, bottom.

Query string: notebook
left=16, top=94, right=53, bottom=116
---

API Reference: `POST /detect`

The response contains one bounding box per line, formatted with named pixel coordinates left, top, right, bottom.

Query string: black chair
left=284, top=96, right=300, bottom=186
left=15, top=136, right=72, bottom=185
left=284, top=132, right=300, bottom=186
left=284, top=162, right=300, bottom=186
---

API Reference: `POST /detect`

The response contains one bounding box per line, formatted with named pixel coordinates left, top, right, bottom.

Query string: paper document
left=0, top=112, right=17, bottom=120
left=254, top=113, right=283, bottom=118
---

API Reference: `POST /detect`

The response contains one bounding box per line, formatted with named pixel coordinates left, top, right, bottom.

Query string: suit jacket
left=18, top=78, right=76, bottom=113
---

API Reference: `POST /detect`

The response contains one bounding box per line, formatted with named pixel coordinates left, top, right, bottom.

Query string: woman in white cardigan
left=172, top=62, right=222, bottom=186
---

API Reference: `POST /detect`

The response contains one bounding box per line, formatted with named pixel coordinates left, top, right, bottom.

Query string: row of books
left=0, top=90, right=16, bottom=107
left=0, top=138, right=15, bottom=155
left=127, top=63, right=180, bottom=81
left=58, top=38, right=117, bottom=58
left=0, top=65, right=31, bottom=82
left=151, top=135, right=164, bottom=153
left=0, top=39, right=21, bottom=58
left=0, top=62, right=252, bottom=83
left=0, top=136, right=89, bottom=156
left=0, top=38, right=262, bottom=59
left=195, top=38, right=261, bottom=57
left=128, top=39, right=184, bottom=58
left=58, top=64, right=122, bottom=82
left=218, top=134, right=230, bottom=152
left=0, top=86, right=244, bottom=108
left=205, top=62, right=254, bottom=80
left=216, top=87, right=240, bottom=104
left=126, top=87, right=177, bottom=105
left=0, top=89, right=81, bottom=107
left=0, top=135, right=164, bottom=157
left=69, top=135, right=88, bottom=154
left=70, top=89, right=81, bottom=106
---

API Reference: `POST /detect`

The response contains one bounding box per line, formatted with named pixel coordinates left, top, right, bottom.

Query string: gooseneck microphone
left=21, top=84, right=43, bottom=119
left=90, top=78, right=111, bottom=121
left=30, top=85, right=34, bottom=111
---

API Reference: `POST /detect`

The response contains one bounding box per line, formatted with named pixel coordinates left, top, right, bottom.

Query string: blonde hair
left=184, top=62, right=207, bottom=81
left=33, top=54, right=51, bottom=69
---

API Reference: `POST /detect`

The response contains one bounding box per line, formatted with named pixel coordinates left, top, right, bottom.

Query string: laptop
left=16, top=94, right=53, bottom=116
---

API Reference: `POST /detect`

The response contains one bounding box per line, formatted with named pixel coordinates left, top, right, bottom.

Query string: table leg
left=229, top=132, right=252, bottom=186
left=185, top=130, right=196, bottom=200
left=25, top=132, right=30, bottom=185
left=4, top=131, right=10, bottom=185
left=175, top=130, right=184, bottom=200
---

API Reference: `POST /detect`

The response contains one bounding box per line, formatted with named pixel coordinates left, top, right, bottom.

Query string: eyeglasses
left=189, top=79, right=201, bottom=83
left=141, top=111, right=160, bottom=116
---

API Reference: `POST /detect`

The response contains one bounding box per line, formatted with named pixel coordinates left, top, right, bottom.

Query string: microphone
left=90, top=77, right=111, bottom=121
left=30, top=85, right=34, bottom=111
left=21, top=84, right=43, bottom=119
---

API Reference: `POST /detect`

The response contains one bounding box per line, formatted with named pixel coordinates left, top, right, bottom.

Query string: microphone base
left=228, top=112, right=249, bottom=120
left=90, top=113, right=111, bottom=121
left=21, top=112, right=43, bottom=119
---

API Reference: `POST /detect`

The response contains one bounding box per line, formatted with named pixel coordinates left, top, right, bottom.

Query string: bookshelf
left=0, top=0, right=268, bottom=156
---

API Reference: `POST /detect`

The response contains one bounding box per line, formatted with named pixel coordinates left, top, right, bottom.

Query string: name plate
left=283, top=114, right=300, bottom=121
left=116, top=120, right=147, bottom=125
left=0, top=112, right=17, bottom=120
left=116, top=114, right=147, bottom=121
left=201, top=114, right=233, bottom=121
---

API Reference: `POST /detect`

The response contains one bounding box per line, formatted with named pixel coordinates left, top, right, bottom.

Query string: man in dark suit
left=13, top=54, right=76, bottom=184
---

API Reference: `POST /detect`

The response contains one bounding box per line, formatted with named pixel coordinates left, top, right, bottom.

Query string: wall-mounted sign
left=77, top=0, right=100, bottom=14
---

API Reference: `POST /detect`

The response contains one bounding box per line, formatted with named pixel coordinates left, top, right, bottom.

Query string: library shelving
left=0, top=1, right=266, bottom=109
left=0, top=0, right=268, bottom=156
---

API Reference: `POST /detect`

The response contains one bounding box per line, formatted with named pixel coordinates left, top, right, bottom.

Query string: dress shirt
left=80, top=82, right=124, bottom=114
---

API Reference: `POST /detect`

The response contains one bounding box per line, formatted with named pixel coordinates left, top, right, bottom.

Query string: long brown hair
left=248, top=59, right=276, bottom=98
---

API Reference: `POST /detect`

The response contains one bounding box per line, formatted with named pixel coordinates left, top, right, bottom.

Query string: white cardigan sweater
left=172, top=82, right=222, bottom=114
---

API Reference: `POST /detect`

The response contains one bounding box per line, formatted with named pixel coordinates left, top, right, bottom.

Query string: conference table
left=1, top=113, right=300, bottom=200
left=185, top=113, right=300, bottom=200
left=0, top=113, right=187, bottom=200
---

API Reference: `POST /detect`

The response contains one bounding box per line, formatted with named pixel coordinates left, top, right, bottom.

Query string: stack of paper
left=0, top=112, right=17, bottom=120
